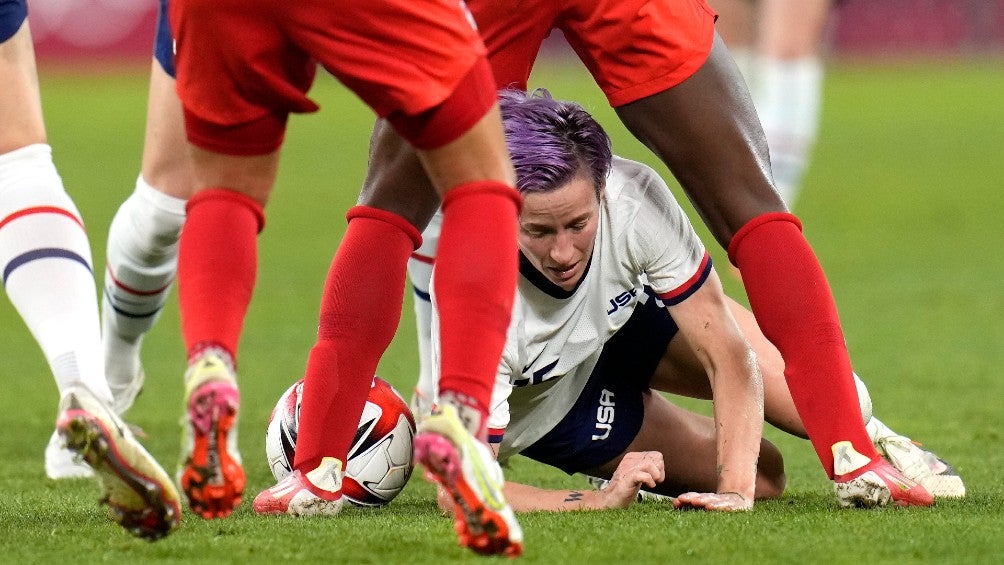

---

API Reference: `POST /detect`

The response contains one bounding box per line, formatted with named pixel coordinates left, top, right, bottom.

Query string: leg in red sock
left=729, top=212, right=875, bottom=475
left=293, top=206, right=421, bottom=472
left=434, top=181, right=520, bottom=437
left=176, top=188, right=263, bottom=518
left=412, top=180, right=524, bottom=555
left=730, top=212, right=932, bottom=506
left=178, top=188, right=264, bottom=361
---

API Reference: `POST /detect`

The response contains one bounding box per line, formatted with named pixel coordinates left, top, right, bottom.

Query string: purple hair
left=498, top=89, right=612, bottom=196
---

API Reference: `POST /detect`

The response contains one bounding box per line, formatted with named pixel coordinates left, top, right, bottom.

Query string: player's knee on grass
left=755, top=438, right=786, bottom=499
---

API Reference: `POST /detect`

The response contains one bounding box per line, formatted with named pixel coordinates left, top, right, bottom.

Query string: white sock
left=408, top=211, right=442, bottom=410
left=0, top=144, right=112, bottom=404
left=752, top=55, right=824, bottom=208
left=102, top=175, right=186, bottom=396
left=852, top=371, right=873, bottom=424
left=853, top=371, right=903, bottom=443
left=866, top=417, right=900, bottom=444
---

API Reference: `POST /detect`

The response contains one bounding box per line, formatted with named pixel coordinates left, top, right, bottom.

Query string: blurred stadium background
left=28, top=0, right=1004, bottom=67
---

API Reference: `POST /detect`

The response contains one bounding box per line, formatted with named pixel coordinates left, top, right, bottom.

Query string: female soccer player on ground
left=165, top=0, right=523, bottom=556
left=0, top=1, right=179, bottom=540
left=382, top=0, right=933, bottom=507
left=420, top=89, right=963, bottom=511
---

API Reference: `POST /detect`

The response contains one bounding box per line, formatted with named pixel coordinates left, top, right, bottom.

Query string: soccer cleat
left=584, top=475, right=674, bottom=503
left=110, top=366, right=146, bottom=417
left=178, top=352, right=245, bottom=519
left=409, top=387, right=435, bottom=425
left=876, top=435, right=965, bottom=498
left=45, top=429, right=94, bottom=479
left=56, top=385, right=180, bottom=540
left=832, top=441, right=934, bottom=508
left=414, top=404, right=523, bottom=558
left=253, top=457, right=345, bottom=516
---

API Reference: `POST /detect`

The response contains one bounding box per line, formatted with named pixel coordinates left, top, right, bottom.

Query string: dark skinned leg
left=356, top=118, right=442, bottom=231
left=615, top=34, right=876, bottom=476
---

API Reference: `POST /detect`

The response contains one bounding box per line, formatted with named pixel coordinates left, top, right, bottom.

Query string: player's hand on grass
left=672, top=491, right=753, bottom=512
left=600, top=451, right=666, bottom=509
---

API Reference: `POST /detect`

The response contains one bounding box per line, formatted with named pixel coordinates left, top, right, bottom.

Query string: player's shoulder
left=604, top=156, right=681, bottom=224
left=607, top=156, right=671, bottom=202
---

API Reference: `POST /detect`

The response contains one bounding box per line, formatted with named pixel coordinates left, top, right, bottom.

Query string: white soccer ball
left=265, top=375, right=416, bottom=506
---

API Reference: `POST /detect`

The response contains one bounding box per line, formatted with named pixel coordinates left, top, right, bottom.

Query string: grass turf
left=0, top=56, right=1000, bottom=562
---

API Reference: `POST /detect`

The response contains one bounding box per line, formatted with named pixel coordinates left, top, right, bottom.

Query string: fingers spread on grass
left=673, top=491, right=753, bottom=512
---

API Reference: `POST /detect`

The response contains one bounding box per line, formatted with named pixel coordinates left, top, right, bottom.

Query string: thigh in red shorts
left=171, top=0, right=490, bottom=155
left=469, top=0, right=717, bottom=107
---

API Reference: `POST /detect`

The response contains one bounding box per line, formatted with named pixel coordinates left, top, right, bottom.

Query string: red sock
left=729, top=212, right=877, bottom=478
left=293, top=207, right=421, bottom=472
left=178, top=189, right=264, bottom=362
left=435, top=181, right=521, bottom=434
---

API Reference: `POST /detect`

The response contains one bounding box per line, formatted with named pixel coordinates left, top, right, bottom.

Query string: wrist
left=717, top=478, right=755, bottom=501
left=718, top=491, right=748, bottom=501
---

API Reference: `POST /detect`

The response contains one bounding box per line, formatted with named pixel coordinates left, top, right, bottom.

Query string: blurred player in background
left=165, top=0, right=524, bottom=556
left=708, top=0, right=838, bottom=208
left=420, top=90, right=963, bottom=514
left=1, top=1, right=179, bottom=540
left=388, top=0, right=933, bottom=508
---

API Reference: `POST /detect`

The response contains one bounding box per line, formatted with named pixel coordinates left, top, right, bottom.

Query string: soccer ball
left=265, top=375, right=417, bottom=506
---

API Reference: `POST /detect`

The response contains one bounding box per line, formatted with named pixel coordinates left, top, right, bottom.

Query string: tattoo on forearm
left=565, top=491, right=584, bottom=503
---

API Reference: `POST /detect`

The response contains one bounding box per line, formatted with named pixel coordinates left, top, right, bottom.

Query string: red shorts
left=469, top=0, right=717, bottom=107
left=170, top=0, right=491, bottom=155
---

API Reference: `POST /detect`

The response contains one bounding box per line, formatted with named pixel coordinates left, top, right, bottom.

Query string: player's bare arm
left=665, top=270, right=764, bottom=509
left=498, top=451, right=666, bottom=512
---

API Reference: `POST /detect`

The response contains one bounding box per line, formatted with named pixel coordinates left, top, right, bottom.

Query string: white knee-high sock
left=407, top=210, right=442, bottom=414
left=852, top=371, right=873, bottom=425
left=102, top=175, right=186, bottom=400
left=0, top=144, right=112, bottom=404
left=752, top=55, right=824, bottom=208
left=852, top=371, right=905, bottom=443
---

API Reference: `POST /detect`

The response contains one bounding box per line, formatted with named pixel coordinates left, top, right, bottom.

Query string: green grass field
left=1, top=56, right=1001, bottom=562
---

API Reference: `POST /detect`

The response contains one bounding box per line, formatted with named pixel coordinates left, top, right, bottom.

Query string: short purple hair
left=498, top=89, right=612, bottom=197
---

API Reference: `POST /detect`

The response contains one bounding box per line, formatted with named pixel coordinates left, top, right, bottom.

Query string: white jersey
left=431, top=156, right=710, bottom=460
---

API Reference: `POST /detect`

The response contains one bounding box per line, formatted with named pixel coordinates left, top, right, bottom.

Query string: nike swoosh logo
left=516, top=353, right=559, bottom=387
left=532, top=359, right=559, bottom=383
left=522, top=349, right=545, bottom=374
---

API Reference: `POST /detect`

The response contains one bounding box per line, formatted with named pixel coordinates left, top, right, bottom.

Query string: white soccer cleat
left=832, top=441, right=934, bottom=508
left=584, top=475, right=674, bottom=503
left=409, top=387, right=435, bottom=425
left=414, top=403, right=523, bottom=558
left=56, top=385, right=181, bottom=540
left=110, top=366, right=146, bottom=417
left=875, top=435, right=965, bottom=498
left=45, top=429, right=94, bottom=479
left=253, top=457, right=345, bottom=516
